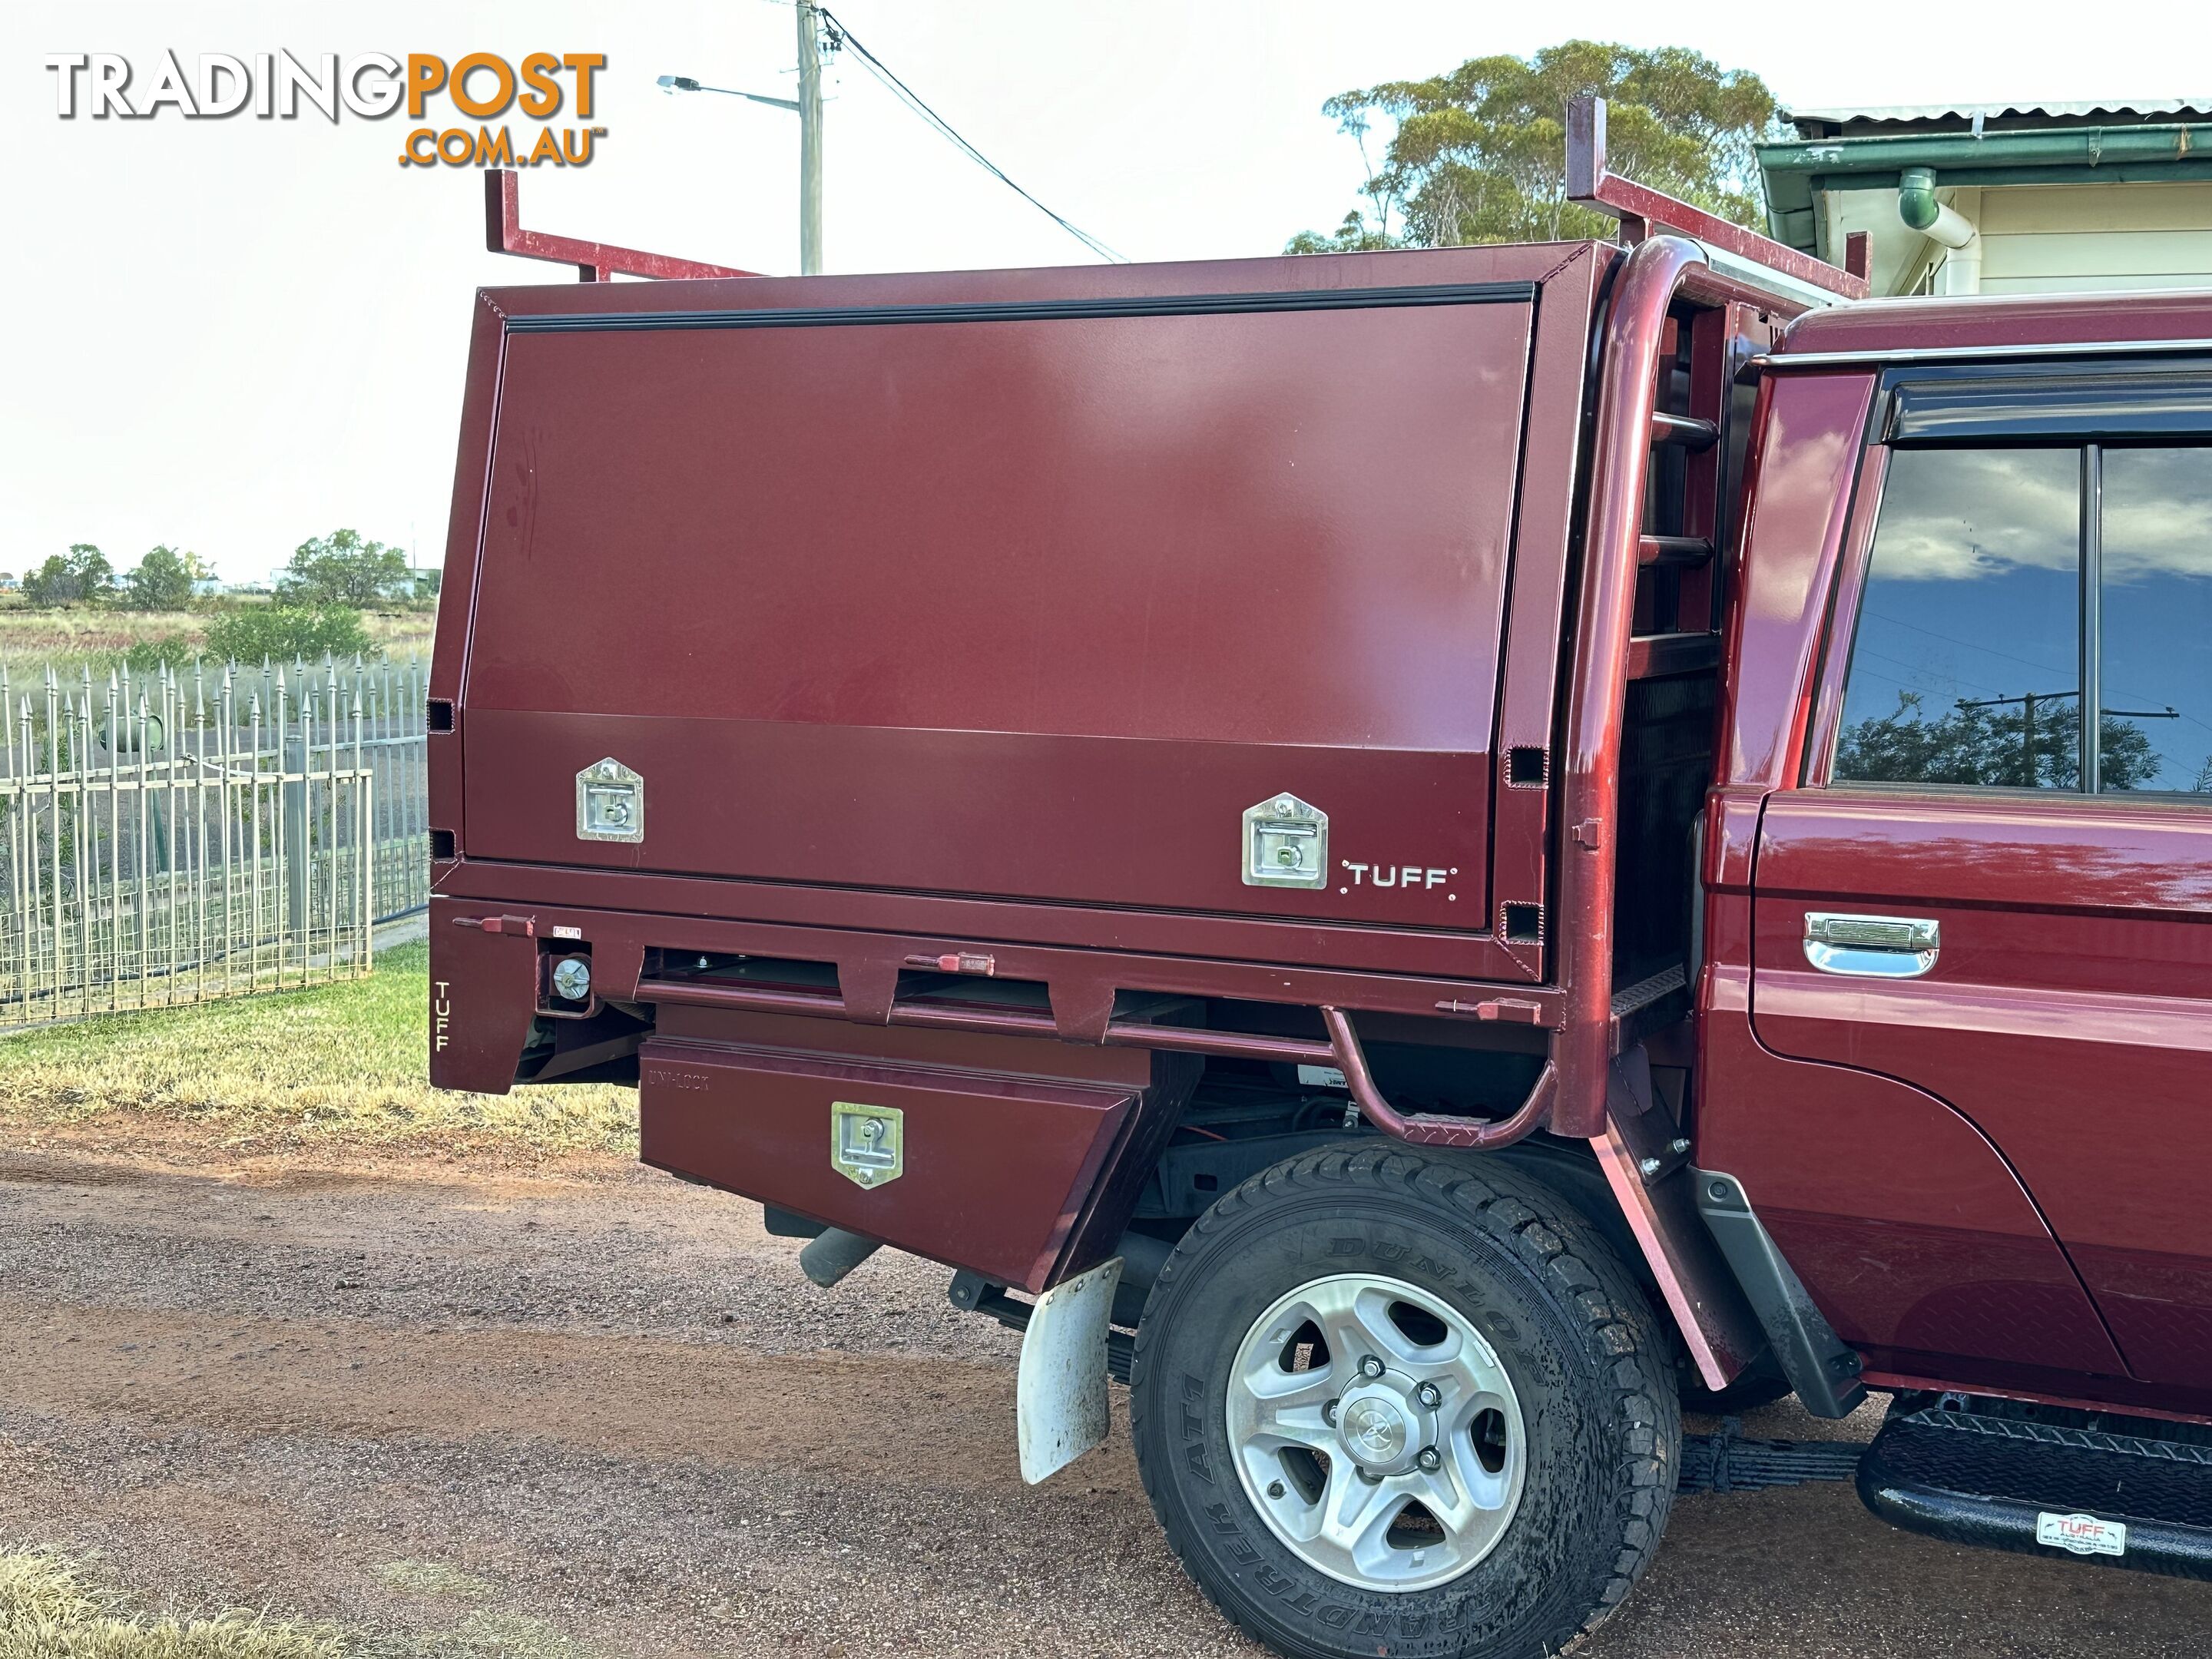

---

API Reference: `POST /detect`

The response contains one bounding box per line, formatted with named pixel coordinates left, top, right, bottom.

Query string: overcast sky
left=5, top=1, right=2205, bottom=581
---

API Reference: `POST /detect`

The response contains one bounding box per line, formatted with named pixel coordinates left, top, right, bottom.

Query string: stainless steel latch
left=576, top=757, right=644, bottom=843
left=1242, top=793, right=1328, bottom=889
left=1804, top=912, right=1939, bottom=979
left=832, top=1101, right=903, bottom=1188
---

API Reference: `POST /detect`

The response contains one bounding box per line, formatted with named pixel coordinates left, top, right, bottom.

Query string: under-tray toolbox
left=639, top=1034, right=1149, bottom=1290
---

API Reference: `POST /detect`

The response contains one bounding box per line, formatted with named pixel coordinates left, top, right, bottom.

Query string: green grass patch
left=0, top=1550, right=342, bottom=1657
left=0, top=942, right=636, bottom=1156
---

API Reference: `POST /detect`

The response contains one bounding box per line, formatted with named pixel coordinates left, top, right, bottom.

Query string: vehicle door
left=1753, top=363, right=2212, bottom=1392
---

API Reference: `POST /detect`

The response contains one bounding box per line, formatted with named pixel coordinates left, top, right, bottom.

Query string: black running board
left=1859, top=1396, right=2212, bottom=1581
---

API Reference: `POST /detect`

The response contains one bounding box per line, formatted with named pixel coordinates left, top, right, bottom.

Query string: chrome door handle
left=1803, top=912, right=1939, bottom=979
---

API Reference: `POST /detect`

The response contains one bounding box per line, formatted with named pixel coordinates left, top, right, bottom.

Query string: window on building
left=1834, top=444, right=2212, bottom=795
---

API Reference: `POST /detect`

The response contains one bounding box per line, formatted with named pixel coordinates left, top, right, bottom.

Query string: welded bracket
left=1566, top=98, right=1869, bottom=302
left=483, top=169, right=755, bottom=282
left=1016, top=1255, right=1124, bottom=1484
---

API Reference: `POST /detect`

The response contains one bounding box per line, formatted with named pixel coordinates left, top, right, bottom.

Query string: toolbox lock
left=1241, top=793, right=1328, bottom=889
left=575, top=757, right=645, bottom=843
left=830, top=1101, right=905, bottom=1188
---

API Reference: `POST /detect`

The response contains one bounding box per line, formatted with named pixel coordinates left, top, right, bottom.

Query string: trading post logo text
left=44, top=51, right=610, bottom=167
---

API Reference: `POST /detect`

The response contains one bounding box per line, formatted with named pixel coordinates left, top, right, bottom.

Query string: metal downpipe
left=1899, top=167, right=1981, bottom=295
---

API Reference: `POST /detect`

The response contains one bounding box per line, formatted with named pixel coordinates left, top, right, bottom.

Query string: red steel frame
left=452, top=133, right=1845, bottom=1384
left=483, top=169, right=754, bottom=283
left=1548, top=235, right=1704, bottom=1140
left=630, top=960, right=1555, bottom=1153
left=1565, top=97, right=1870, bottom=302
left=1555, top=233, right=1790, bottom=1389
left=459, top=147, right=1827, bottom=1164
left=452, top=114, right=2212, bottom=1422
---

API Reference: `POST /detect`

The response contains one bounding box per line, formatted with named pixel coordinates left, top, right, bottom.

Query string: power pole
left=796, top=1, right=824, bottom=274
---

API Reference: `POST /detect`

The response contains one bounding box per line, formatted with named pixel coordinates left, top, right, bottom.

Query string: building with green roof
left=1757, top=101, right=2212, bottom=296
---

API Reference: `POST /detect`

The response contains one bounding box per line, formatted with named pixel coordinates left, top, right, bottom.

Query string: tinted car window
left=1836, top=447, right=2083, bottom=789
left=2099, top=448, right=2212, bottom=793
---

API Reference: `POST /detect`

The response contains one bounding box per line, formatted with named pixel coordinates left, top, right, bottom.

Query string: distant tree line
left=7, top=530, right=434, bottom=614
left=6, top=531, right=439, bottom=667
left=1837, top=690, right=2205, bottom=793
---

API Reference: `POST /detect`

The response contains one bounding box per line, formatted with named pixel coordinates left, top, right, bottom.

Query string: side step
left=1859, top=1393, right=2212, bottom=1580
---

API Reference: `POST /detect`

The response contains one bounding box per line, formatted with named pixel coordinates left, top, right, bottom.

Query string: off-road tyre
left=1129, top=1143, right=1680, bottom=1659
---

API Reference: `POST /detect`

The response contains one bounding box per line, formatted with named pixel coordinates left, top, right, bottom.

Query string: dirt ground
left=3, top=1128, right=2208, bottom=1658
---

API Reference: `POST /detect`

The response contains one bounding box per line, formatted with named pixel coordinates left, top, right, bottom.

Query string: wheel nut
left=1359, top=1355, right=1385, bottom=1379
left=1356, top=1465, right=1382, bottom=1485
left=1416, top=1381, right=1442, bottom=1409
left=1417, top=1445, right=1442, bottom=1472
left=1323, top=1398, right=1339, bottom=1425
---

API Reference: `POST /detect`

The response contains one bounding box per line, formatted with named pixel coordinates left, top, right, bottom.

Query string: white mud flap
left=1017, top=1256, right=1124, bottom=1485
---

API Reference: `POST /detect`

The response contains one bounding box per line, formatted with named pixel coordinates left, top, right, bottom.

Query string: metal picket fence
left=0, top=656, right=429, bottom=1027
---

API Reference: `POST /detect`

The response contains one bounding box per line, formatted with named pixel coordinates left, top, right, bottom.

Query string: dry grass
left=0, top=942, right=636, bottom=1157
left=0, top=603, right=436, bottom=680
left=370, top=1564, right=492, bottom=1603
left=0, top=1551, right=342, bottom=1658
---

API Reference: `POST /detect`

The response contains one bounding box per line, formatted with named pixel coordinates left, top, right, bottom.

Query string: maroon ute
left=429, top=119, right=2212, bottom=1659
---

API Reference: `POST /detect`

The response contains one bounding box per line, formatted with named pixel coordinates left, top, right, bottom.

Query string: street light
left=657, top=2, right=826, bottom=273
left=655, top=75, right=797, bottom=114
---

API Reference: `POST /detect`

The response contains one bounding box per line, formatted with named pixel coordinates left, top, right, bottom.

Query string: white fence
left=0, top=657, right=429, bottom=1027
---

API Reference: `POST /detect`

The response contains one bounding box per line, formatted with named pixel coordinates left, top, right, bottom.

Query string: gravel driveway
left=2, top=1136, right=2207, bottom=1657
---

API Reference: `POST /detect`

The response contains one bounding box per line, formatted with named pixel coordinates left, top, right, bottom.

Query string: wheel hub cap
left=1224, top=1273, right=1527, bottom=1593
left=1336, top=1384, right=1423, bottom=1474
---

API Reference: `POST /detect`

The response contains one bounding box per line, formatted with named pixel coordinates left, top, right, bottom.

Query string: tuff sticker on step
left=2036, top=1512, right=2127, bottom=1557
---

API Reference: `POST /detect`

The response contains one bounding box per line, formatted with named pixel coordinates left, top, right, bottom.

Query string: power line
left=1863, top=608, right=2073, bottom=684
left=812, top=7, right=1126, bottom=263
left=1864, top=607, right=2212, bottom=739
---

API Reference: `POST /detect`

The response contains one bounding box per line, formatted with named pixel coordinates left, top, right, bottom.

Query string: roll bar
left=1548, top=233, right=1711, bottom=1138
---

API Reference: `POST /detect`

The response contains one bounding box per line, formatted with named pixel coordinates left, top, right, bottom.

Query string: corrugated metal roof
left=1786, top=100, right=2212, bottom=124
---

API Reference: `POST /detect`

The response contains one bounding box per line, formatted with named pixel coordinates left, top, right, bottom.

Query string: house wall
left=1820, top=187, right=1930, bottom=296
left=1972, top=183, right=2212, bottom=293
left=1812, top=180, right=2212, bottom=298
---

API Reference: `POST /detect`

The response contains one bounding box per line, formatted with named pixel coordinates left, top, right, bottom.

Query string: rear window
left=1833, top=443, right=2212, bottom=796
